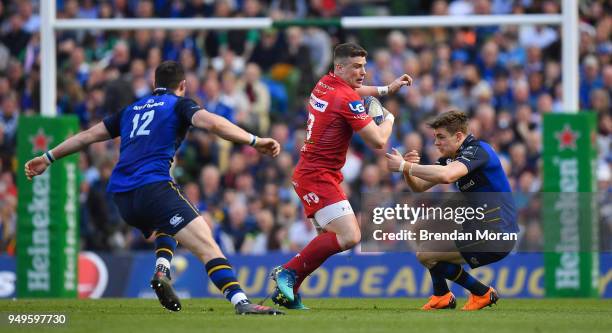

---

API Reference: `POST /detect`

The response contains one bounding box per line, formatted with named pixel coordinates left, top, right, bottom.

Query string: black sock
left=429, top=269, right=450, bottom=296
left=430, top=262, right=489, bottom=296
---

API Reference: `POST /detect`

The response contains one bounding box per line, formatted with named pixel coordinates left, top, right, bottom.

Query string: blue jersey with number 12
left=102, top=88, right=200, bottom=193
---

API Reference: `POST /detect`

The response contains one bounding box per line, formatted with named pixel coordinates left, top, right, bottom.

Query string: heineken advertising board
left=16, top=116, right=80, bottom=298
left=542, top=113, right=598, bottom=297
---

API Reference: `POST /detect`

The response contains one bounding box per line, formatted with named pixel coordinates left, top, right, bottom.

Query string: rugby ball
left=364, top=96, right=385, bottom=125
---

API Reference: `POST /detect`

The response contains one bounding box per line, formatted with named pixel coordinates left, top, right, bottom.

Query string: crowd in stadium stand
left=0, top=0, right=610, bottom=255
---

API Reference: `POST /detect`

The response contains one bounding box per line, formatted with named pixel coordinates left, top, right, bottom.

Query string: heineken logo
left=29, top=128, right=53, bottom=154
left=554, top=192, right=580, bottom=289
left=64, top=162, right=78, bottom=291
left=27, top=171, right=51, bottom=291
left=555, top=124, right=579, bottom=150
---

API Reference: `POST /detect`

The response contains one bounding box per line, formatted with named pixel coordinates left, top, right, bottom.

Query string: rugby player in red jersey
left=269, top=43, right=412, bottom=309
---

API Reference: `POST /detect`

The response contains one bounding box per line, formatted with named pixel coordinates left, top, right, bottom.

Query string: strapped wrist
left=377, top=85, right=389, bottom=96
left=398, top=160, right=406, bottom=173
left=385, top=113, right=395, bottom=124
left=249, top=134, right=258, bottom=146
left=42, top=151, right=56, bottom=165
left=41, top=154, right=52, bottom=165
left=46, top=151, right=56, bottom=163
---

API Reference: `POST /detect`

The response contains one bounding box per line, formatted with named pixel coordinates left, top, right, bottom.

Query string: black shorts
left=454, top=222, right=517, bottom=268
left=455, top=235, right=516, bottom=268
left=112, top=181, right=200, bottom=238
left=459, top=249, right=513, bottom=268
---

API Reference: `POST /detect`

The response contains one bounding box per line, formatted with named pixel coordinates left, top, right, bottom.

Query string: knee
left=416, top=251, right=427, bottom=264
left=416, top=252, right=437, bottom=268
left=338, top=228, right=361, bottom=250
left=176, top=217, right=223, bottom=262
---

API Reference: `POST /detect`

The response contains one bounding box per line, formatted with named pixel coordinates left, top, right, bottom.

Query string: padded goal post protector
left=16, top=115, right=80, bottom=298
left=542, top=113, right=599, bottom=298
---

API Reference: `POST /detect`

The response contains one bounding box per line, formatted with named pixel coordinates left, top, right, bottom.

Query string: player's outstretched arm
left=403, top=160, right=469, bottom=185
left=191, top=109, right=280, bottom=157
left=24, top=122, right=111, bottom=180
left=356, top=74, right=413, bottom=97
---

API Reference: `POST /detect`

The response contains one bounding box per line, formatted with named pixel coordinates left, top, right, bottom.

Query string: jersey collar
left=458, top=133, right=476, bottom=152
left=327, top=71, right=353, bottom=90
left=153, top=87, right=170, bottom=95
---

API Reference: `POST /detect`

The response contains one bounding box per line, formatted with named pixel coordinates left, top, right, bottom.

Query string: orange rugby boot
left=461, top=287, right=499, bottom=311
left=421, top=292, right=457, bottom=310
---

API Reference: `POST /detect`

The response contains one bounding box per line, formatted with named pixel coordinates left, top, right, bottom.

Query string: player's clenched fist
left=403, top=150, right=420, bottom=164
left=24, top=156, right=50, bottom=180
left=254, top=137, right=281, bottom=157
left=388, top=74, right=413, bottom=94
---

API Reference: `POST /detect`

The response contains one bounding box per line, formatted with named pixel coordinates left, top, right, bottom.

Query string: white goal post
left=40, top=0, right=579, bottom=117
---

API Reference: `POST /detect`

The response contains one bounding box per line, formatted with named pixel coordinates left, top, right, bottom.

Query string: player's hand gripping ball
left=364, top=96, right=389, bottom=125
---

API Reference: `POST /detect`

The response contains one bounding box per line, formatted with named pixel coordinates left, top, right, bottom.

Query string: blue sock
left=429, top=269, right=450, bottom=296
left=154, top=233, right=177, bottom=278
left=430, top=262, right=488, bottom=296
left=205, top=258, right=248, bottom=305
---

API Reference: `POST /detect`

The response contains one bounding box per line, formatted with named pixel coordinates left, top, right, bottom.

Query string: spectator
left=580, top=55, right=604, bottom=108
left=223, top=200, right=255, bottom=253
left=201, top=76, right=235, bottom=123
left=239, top=62, right=271, bottom=135
left=0, top=92, right=19, bottom=146
left=248, top=28, right=285, bottom=72
left=241, top=209, right=277, bottom=254
left=220, top=70, right=250, bottom=128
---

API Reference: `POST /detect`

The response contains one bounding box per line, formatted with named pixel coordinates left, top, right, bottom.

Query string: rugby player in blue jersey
left=24, top=61, right=283, bottom=315
left=386, top=110, right=518, bottom=311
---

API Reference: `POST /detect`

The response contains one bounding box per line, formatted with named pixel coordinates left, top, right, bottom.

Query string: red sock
left=283, top=232, right=342, bottom=293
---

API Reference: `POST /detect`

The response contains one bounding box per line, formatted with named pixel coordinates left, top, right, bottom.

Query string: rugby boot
left=461, top=287, right=499, bottom=311
left=421, top=292, right=457, bottom=310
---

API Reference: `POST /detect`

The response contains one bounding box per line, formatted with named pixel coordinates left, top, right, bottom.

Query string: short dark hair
left=333, top=43, right=367, bottom=65
left=154, top=61, right=185, bottom=89
left=428, top=110, right=468, bottom=134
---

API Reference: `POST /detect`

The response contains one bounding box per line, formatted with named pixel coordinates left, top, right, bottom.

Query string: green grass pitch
left=2, top=298, right=612, bottom=333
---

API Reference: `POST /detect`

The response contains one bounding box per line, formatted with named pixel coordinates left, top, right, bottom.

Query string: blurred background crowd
left=0, top=0, right=610, bottom=255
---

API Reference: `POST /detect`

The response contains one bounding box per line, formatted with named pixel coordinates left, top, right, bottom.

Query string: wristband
left=44, top=151, right=55, bottom=164
left=385, top=113, right=395, bottom=123
left=409, top=163, right=414, bottom=176
left=377, top=86, right=389, bottom=96
left=249, top=134, right=258, bottom=147
left=398, top=160, right=406, bottom=173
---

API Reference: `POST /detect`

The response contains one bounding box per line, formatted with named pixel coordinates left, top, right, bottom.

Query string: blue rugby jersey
left=437, top=134, right=518, bottom=232
left=103, top=88, right=201, bottom=193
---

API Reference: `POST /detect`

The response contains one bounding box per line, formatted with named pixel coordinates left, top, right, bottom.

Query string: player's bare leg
left=175, top=217, right=283, bottom=315
left=272, top=208, right=359, bottom=308
left=324, top=213, right=361, bottom=249
left=174, top=216, right=225, bottom=263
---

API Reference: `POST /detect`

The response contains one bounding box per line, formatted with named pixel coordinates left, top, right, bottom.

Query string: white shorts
left=313, top=200, right=354, bottom=228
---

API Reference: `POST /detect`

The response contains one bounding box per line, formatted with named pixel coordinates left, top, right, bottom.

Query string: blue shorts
left=112, top=181, right=200, bottom=238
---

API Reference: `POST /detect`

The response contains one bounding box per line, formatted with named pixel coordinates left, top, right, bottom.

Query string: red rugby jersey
left=296, top=72, right=372, bottom=174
